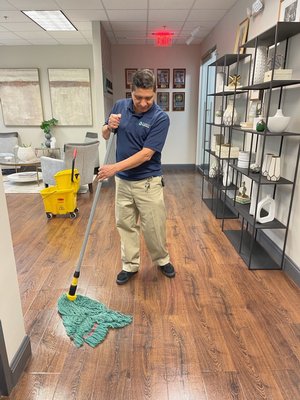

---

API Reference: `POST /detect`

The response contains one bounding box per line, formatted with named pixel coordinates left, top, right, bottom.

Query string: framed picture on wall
left=125, top=92, right=131, bottom=98
left=173, top=68, right=186, bottom=88
left=157, top=92, right=169, bottom=111
left=233, top=18, right=249, bottom=54
left=278, top=0, right=300, bottom=21
left=125, top=68, right=137, bottom=89
left=172, top=92, right=185, bottom=111
left=157, top=69, right=170, bottom=89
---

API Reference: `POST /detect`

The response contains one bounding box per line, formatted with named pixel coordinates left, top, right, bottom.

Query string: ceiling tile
left=110, top=21, right=147, bottom=31
left=102, top=0, right=147, bottom=10
left=0, top=1, right=16, bottom=10
left=193, top=0, right=237, bottom=9
left=2, top=22, right=42, bottom=31
left=56, top=0, right=104, bottom=9
left=28, top=37, right=59, bottom=44
left=0, top=10, right=30, bottom=22
left=107, top=10, right=147, bottom=21
left=149, top=9, right=189, bottom=21
left=9, top=0, right=59, bottom=9
left=187, top=9, right=227, bottom=21
left=63, top=9, right=107, bottom=22
left=149, top=0, right=194, bottom=9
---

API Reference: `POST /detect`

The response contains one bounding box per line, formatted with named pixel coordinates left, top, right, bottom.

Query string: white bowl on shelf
left=267, top=109, right=290, bottom=133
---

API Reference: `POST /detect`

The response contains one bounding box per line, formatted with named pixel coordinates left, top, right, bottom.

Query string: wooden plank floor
left=3, top=168, right=300, bottom=400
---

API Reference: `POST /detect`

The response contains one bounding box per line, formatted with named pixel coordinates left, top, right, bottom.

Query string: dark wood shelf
left=242, top=22, right=300, bottom=48
left=224, top=229, right=282, bottom=270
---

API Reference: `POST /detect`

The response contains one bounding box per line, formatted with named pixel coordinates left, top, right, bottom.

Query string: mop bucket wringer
left=40, top=168, right=80, bottom=219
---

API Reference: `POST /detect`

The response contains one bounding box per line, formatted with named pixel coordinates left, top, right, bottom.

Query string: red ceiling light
left=152, top=29, right=174, bottom=47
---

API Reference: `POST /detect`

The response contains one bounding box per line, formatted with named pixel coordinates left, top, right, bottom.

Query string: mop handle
left=77, top=132, right=115, bottom=271
left=67, top=133, right=115, bottom=299
left=71, top=148, right=77, bottom=182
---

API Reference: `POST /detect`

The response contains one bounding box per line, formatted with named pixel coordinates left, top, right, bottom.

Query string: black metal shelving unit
left=201, top=53, right=251, bottom=219
left=221, top=22, right=300, bottom=270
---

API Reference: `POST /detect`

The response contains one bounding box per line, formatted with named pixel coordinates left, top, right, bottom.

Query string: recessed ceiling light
left=22, top=10, right=77, bottom=31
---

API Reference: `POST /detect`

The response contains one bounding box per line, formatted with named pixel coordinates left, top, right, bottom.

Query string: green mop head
left=57, top=294, right=133, bottom=347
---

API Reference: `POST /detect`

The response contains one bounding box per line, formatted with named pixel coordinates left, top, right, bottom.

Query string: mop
left=58, top=132, right=132, bottom=348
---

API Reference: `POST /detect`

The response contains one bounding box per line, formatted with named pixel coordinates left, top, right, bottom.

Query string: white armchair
left=41, top=140, right=99, bottom=193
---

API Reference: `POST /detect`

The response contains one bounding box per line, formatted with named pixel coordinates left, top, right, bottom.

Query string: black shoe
left=159, top=263, right=175, bottom=278
left=116, top=270, right=138, bottom=285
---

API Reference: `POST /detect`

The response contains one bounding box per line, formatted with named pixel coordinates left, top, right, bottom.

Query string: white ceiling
left=0, top=0, right=238, bottom=46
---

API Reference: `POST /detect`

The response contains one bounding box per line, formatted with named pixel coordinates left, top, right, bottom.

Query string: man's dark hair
left=131, top=69, right=156, bottom=92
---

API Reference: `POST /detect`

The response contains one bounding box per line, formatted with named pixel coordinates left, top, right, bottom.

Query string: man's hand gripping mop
left=57, top=132, right=132, bottom=348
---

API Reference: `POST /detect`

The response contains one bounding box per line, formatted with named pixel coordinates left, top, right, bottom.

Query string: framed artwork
left=233, top=18, right=249, bottom=54
left=172, top=92, right=185, bottom=111
left=0, top=68, right=43, bottom=126
left=173, top=68, right=186, bottom=88
left=157, top=69, right=170, bottom=89
left=125, top=92, right=131, bottom=98
left=125, top=68, right=137, bottom=89
left=157, top=92, right=169, bottom=111
left=48, top=68, right=92, bottom=126
left=278, top=0, right=300, bottom=21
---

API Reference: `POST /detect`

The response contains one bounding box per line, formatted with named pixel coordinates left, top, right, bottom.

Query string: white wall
left=199, top=0, right=300, bottom=269
left=111, top=45, right=201, bottom=164
left=0, top=174, right=26, bottom=363
left=0, top=45, right=98, bottom=149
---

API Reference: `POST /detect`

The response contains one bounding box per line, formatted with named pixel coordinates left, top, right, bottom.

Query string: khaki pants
left=115, top=176, right=170, bottom=272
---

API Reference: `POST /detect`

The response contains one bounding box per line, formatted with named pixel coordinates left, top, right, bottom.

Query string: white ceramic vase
left=267, top=156, right=281, bottom=181
left=249, top=182, right=259, bottom=215
left=261, top=153, right=274, bottom=177
left=253, top=46, right=268, bottom=84
left=222, top=160, right=233, bottom=187
left=17, top=146, right=36, bottom=161
left=267, top=109, right=290, bottom=133
left=216, top=72, right=225, bottom=92
left=256, top=195, right=275, bottom=223
left=223, top=101, right=237, bottom=126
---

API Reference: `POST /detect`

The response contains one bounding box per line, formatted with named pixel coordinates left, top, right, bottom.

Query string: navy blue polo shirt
left=105, top=98, right=170, bottom=180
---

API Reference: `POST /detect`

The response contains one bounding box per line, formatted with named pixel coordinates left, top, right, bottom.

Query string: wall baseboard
left=0, top=323, right=31, bottom=396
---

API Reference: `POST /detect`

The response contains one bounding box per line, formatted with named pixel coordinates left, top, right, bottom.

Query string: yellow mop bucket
left=55, top=168, right=80, bottom=192
left=40, top=168, right=80, bottom=219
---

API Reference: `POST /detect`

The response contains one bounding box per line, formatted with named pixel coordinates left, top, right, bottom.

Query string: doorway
left=196, top=49, right=217, bottom=170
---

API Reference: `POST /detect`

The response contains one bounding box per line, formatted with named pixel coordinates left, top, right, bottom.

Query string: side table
left=35, top=147, right=61, bottom=159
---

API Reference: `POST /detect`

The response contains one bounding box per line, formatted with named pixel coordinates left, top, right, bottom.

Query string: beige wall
left=111, top=44, right=201, bottom=164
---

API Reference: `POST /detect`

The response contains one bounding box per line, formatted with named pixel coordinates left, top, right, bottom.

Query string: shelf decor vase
left=249, top=182, right=259, bottom=215
left=267, top=109, right=290, bottom=133
left=256, top=195, right=275, bottom=223
left=256, top=118, right=266, bottom=132
left=267, top=156, right=281, bottom=181
left=261, top=153, right=274, bottom=176
left=222, top=160, right=233, bottom=187
left=223, top=101, right=237, bottom=126
left=253, top=46, right=268, bottom=84
left=216, top=72, right=225, bottom=92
